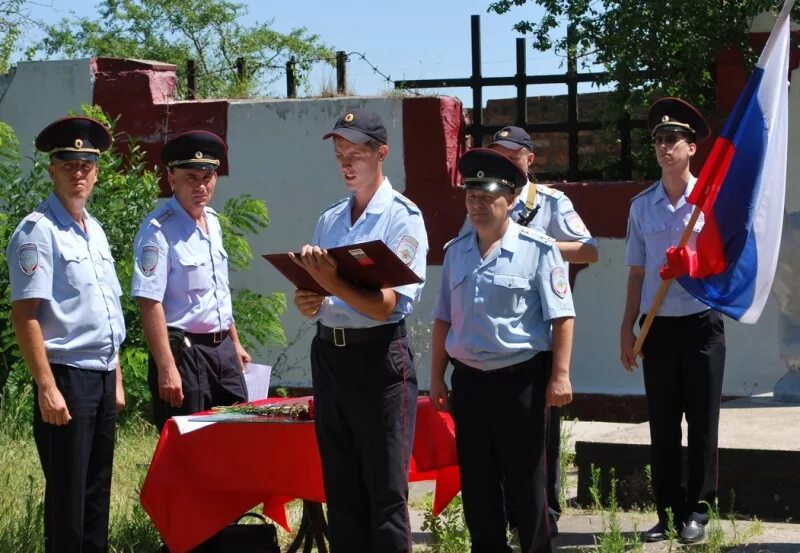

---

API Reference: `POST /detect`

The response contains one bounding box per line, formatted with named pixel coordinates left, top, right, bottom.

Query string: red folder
left=263, top=240, right=423, bottom=296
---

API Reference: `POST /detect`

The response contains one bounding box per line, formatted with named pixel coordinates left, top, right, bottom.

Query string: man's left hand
left=234, top=342, right=251, bottom=373
left=115, top=379, right=126, bottom=414
left=547, top=374, right=573, bottom=407
left=290, top=245, right=340, bottom=292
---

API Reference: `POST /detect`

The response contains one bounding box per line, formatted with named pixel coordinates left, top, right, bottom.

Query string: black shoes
left=679, top=519, right=706, bottom=543
left=643, top=522, right=668, bottom=542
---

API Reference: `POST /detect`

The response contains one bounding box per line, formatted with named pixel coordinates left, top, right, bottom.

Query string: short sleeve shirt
left=625, top=178, right=709, bottom=316
left=7, top=192, right=126, bottom=371
left=311, top=178, right=428, bottom=329
left=131, top=196, right=233, bottom=333
left=433, top=221, right=575, bottom=371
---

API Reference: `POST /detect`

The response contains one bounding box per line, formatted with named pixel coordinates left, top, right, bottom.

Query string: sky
left=15, top=0, right=605, bottom=107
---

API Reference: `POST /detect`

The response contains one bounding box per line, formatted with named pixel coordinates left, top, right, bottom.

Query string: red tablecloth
left=140, top=396, right=461, bottom=553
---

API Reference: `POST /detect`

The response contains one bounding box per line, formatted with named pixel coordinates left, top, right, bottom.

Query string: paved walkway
left=406, top=416, right=800, bottom=552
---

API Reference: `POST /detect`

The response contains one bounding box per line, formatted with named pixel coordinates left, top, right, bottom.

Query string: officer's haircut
left=365, top=138, right=384, bottom=152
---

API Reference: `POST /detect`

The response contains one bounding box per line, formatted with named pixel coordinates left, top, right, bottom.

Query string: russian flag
left=675, top=0, right=793, bottom=323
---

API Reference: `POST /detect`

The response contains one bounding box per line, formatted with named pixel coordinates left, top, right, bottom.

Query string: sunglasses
left=652, top=134, right=687, bottom=146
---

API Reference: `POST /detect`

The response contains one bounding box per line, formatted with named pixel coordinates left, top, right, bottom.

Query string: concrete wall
left=0, top=55, right=793, bottom=402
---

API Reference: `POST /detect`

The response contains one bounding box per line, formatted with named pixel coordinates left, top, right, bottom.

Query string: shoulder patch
left=150, top=209, right=174, bottom=229
left=22, top=203, right=49, bottom=224
left=443, top=232, right=470, bottom=252
left=631, top=182, right=660, bottom=203
left=519, top=226, right=555, bottom=247
left=393, top=193, right=421, bottom=214
left=320, top=197, right=348, bottom=215
left=536, top=184, right=564, bottom=200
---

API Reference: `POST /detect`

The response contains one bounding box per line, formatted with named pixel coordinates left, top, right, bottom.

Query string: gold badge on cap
left=477, top=170, right=485, bottom=178
left=662, top=115, right=670, bottom=123
left=74, top=138, right=83, bottom=149
left=194, top=151, right=203, bottom=159
left=344, top=113, right=355, bottom=124
left=499, top=131, right=509, bottom=137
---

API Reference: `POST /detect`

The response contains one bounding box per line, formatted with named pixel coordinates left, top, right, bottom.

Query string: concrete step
left=574, top=395, right=800, bottom=521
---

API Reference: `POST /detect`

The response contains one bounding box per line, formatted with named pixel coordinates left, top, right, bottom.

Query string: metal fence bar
left=470, top=15, right=483, bottom=146
left=186, top=59, right=196, bottom=100
left=336, top=51, right=347, bottom=95
left=286, top=57, right=296, bottom=98
left=515, top=38, right=527, bottom=128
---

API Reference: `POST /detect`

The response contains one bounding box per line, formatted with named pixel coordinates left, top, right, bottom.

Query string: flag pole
left=633, top=202, right=705, bottom=356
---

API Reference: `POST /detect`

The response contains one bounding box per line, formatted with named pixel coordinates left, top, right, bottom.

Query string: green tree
left=0, top=0, right=41, bottom=73
left=30, top=0, right=335, bottom=98
left=488, top=0, right=799, bottom=115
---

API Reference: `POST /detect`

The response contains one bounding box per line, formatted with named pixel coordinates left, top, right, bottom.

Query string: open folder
left=263, top=240, right=422, bottom=296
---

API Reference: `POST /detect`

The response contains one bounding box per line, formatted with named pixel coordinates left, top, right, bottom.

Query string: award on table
left=262, top=239, right=422, bottom=296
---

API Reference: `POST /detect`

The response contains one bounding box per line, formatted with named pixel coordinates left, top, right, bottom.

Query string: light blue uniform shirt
left=433, top=221, right=576, bottom=371
left=625, top=178, right=709, bottom=317
left=312, top=178, right=428, bottom=328
left=459, top=182, right=598, bottom=249
left=7, top=192, right=126, bottom=371
left=131, top=196, right=233, bottom=333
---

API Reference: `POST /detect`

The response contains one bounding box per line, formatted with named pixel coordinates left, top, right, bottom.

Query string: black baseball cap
left=458, top=148, right=527, bottom=193
left=648, top=97, right=710, bottom=142
left=35, top=116, right=112, bottom=162
left=161, top=130, right=226, bottom=171
left=323, top=109, right=387, bottom=144
left=489, top=126, right=534, bottom=151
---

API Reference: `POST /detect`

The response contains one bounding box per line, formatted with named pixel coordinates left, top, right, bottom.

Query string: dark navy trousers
left=33, top=364, right=116, bottom=553
left=451, top=353, right=552, bottom=553
left=641, top=310, right=726, bottom=525
left=311, top=321, right=417, bottom=553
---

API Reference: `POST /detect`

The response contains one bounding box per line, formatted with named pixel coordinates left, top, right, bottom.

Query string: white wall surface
left=0, top=59, right=94, bottom=166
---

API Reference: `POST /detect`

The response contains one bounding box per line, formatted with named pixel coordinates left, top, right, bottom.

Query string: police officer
left=488, top=125, right=598, bottom=535
left=430, top=148, right=575, bottom=553
left=620, top=98, right=725, bottom=544
left=7, top=116, right=126, bottom=553
left=132, top=131, right=249, bottom=431
left=291, top=108, right=428, bottom=553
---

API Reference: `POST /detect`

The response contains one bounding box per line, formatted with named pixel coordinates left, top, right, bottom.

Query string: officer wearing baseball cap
left=7, top=116, right=126, bottom=552
left=431, top=147, right=575, bottom=553
left=132, top=130, right=250, bottom=432
left=622, top=97, right=722, bottom=544
left=291, top=108, right=428, bottom=552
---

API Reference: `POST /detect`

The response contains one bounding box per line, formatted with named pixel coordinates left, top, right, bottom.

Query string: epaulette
left=631, top=181, right=660, bottom=203
left=393, top=193, right=421, bottom=214
left=320, top=197, right=348, bottom=215
left=536, top=184, right=564, bottom=200
left=150, top=209, right=174, bottom=229
left=21, top=202, right=49, bottom=225
left=443, top=232, right=470, bottom=252
left=519, top=225, right=555, bottom=247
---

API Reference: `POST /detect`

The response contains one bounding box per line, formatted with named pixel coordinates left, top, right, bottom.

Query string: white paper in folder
left=243, top=363, right=271, bottom=401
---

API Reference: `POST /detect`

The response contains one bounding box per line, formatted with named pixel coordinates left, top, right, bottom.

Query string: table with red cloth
left=140, top=396, right=462, bottom=553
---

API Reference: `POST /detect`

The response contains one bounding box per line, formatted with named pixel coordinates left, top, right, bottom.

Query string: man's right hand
left=620, top=329, right=640, bottom=371
left=429, top=378, right=450, bottom=412
left=38, top=385, right=71, bottom=425
left=159, top=366, right=184, bottom=408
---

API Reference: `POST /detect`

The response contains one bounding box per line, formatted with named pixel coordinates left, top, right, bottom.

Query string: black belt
left=170, top=328, right=229, bottom=347
left=317, top=320, right=405, bottom=347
